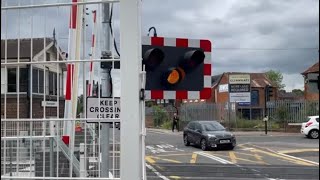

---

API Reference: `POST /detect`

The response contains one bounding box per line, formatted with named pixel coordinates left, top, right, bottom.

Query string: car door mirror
left=195, top=129, right=202, bottom=133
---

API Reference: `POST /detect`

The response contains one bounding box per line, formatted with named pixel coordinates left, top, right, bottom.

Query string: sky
left=1, top=0, right=319, bottom=95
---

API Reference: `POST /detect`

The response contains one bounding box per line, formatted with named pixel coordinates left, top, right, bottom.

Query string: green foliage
left=153, top=106, right=169, bottom=128
left=276, top=105, right=289, bottom=121
left=231, top=119, right=280, bottom=130
left=265, top=70, right=285, bottom=90
left=160, top=120, right=172, bottom=130
left=292, top=89, right=304, bottom=96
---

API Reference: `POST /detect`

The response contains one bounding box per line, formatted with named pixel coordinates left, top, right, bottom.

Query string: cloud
left=1, top=0, right=319, bottom=93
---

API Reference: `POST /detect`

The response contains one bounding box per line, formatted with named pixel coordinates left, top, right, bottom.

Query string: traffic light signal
left=265, top=85, right=273, bottom=101
left=142, top=37, right=212, bottom=100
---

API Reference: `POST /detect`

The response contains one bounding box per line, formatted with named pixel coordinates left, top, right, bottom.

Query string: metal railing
left=1, top=0, right=122, bottom=179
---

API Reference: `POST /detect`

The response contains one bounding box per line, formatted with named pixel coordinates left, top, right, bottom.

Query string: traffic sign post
left=86, top=97, right=120, bottom=122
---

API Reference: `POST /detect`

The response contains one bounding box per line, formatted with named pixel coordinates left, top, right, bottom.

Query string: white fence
left=1, top=0, right=125, bottom=179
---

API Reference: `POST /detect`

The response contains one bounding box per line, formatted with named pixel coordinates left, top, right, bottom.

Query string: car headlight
left=207, top=134, right=216, bottom=139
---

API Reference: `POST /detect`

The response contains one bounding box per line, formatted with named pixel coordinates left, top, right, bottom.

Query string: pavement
left=147, top=128, right=301, bottom=137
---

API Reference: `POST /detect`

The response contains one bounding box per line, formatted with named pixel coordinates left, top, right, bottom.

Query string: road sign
left=229, top=74, right=251, bottom=84
left=86, top=97, right=120, bottom=122
left=142, top=36, right=212, bottom=100
left=229, top=74, right=251, bottom=103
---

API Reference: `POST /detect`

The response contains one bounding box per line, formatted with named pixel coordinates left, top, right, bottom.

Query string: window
left=19, top=68, right=28, bottom=92
left=49, top=72, right=57, bottom=95
left=39, top=70, right=44, bottom=93
left=32, top=68, right=38, bottom=93
left=195, top=123, right=202, bottom=131
left=188, top=122, right=195, bottom=130
left=251, top=90, right=259, bottom=106
left=7, top=68, right=16, bottom=92
left=46, top=52, right=50, bottom=61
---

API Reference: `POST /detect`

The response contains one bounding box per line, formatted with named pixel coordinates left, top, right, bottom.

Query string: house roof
left=211, top=74, right=223, bottom=87
left=1, top=38, right=57, bottom=59
left=301, top=62, right=319, bottom=75
left=278, top=90, right=304, bottom=100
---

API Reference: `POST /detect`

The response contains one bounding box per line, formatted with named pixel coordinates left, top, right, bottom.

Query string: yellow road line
left=155, top=153, right=192, bottom=157
left=236, top=152, right=263, bottom=158
left=190, top=153, right=197, bottom=163
left=251, top=149, right=315, bottom=166
left=253, top=153, right=269, bottom=165
left=229, top=152, right=237, bottom=163
left=153, top=157, right=182, bottom=163
left=146, top=156, right=156, bottom=164
left=278, top=149, right=319, bottom=154
left=170, top=176, right=181, bottom=180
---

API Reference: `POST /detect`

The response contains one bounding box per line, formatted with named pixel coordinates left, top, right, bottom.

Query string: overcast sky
left=1, top=0, right=319, bottom=95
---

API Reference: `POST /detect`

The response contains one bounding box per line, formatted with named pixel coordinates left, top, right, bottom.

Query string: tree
left=292, top=89, right=304, bottom=96
left=265, top=70, right=285, bottom=90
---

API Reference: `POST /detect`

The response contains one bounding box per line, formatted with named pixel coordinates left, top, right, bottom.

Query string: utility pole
left=100, top=3, right=111, bottom=178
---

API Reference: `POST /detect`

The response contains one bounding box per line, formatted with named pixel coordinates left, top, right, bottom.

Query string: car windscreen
left=201, top=122, right=225, bottom=131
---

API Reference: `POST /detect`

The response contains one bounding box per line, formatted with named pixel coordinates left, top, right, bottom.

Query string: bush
left=161, top=120, right=172, bottom=130
left=232, top=119, right=281, bottom=130
left=153, top=106, right=169, bottom=128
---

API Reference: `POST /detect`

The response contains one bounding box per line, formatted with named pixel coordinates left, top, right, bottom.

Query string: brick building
left=301, top=61, right=319, bottom=101
left=1, top=38, right=67, bottom=119
left=209, top=72, right=277, bottom=119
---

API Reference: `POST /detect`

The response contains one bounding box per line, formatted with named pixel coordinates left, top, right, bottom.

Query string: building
left=301, top=61, right=319, bottom=101
left=277, top=90, right=304, bottom=101
left=1, top=38, right=67, bottom=119
left=210, top=72, right=277, bottom=119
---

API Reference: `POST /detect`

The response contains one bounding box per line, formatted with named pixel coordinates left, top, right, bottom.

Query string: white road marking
left=195, top=151, right=233, bottom=164
left=146, top=144, right=184, bottom=154
left=146, top=163, right=170, bottom=180
left=277, top=152, right=319, bottom=166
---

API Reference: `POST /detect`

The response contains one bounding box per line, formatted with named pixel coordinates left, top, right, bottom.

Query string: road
left=145, top=129, right=319, bottom=180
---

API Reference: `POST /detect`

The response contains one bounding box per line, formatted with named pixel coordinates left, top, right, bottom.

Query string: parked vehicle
left=301, top=116, right=319, bottom=139
left=183, top=121, right=236, bottom=151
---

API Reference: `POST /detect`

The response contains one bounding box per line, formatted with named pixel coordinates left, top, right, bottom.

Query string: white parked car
left=301, top=115, right=319, bottom=139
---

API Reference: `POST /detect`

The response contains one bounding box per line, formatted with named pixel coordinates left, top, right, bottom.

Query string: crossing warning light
left=142, top=37, right=212, bottom=100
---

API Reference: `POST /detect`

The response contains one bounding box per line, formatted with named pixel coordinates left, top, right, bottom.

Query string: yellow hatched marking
left=153, top=157, right=181, bottom=163
left=170, top=176, right=181, bottom=179
left=145, top=156, right=156, bottom=164
left=156, top=153, right=192, bottom=157
left=251, top=149, right=315, bottom=166
left=229, top=152, right=237, bottom=163
left=214, top=154, right=269, bottom=165
left=190, top=153, right=198, bottom=163
left=278, top=149, right=319, bottom=154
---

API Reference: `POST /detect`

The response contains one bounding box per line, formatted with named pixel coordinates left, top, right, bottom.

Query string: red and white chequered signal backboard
left=142, top=36, right=212, bottom=100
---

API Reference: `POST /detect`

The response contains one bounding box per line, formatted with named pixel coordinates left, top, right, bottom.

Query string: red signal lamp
left=142, top=48, right=165, bottom=71
left=179, top=50, right=205, bottom=73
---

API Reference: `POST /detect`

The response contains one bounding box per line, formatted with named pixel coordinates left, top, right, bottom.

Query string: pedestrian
left=172, top=113, right=179, bottom=132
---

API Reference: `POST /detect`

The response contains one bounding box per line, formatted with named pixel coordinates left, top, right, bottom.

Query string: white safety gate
left=1, top=0, right=144, bottom=180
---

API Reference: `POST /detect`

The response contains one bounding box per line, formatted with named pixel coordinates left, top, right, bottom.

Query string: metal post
left=120, top=0, right=143, bottom=179
left=79, top=143, right=86, bottom=177
left=50, top=137, right=54, bottom=177
left=101, top=2, right=111, bottom=178
left=9, top=141, right=12, bottom=177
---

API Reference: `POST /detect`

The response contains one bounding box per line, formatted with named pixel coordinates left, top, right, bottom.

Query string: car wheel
left=184, top=135, right=190, bottom=146
left=201, top=139, right=207, bottom=151
left=309, top=130, right=319, bottom=139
